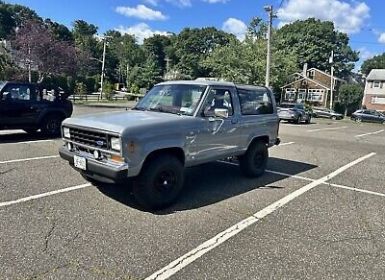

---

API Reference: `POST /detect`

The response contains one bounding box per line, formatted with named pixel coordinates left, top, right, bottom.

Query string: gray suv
left=59, top=81, right=280, bottom=210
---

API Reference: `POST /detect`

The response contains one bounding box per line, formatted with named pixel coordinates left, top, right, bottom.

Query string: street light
left=264, top=5, right=273, bottom=88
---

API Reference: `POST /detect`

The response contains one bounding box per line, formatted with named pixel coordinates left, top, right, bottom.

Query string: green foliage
left=74, top=81, right=87, bottom=95
left=102, top=80, right=114, bottom=100
left=338, top=83, right=364, bottom=114
left=174, top=27, right=235, bottom=78
left=144, top=34, right=173, bottom=76
left=361, top=53, right=385, bottom=75
left=274, top=18, right=359, bottom=77
left=130, top=84, right=140, bottom=94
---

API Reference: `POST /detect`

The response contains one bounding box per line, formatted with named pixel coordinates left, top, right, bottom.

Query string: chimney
left=303, top=63, right=308, bottom=77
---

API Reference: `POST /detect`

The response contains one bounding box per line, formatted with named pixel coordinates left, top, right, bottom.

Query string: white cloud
left=204, top=0, right=229, bottom=3
left=277, top=0, right=370, bottom=34
left=115, top=5, right=167, bottom=21
left=166, top=0, right=192, bottom=7
left=143, top=0, right=159, bottom=6
left=357, top=47, right=375, bottom=61
left=115, top=23, right=170, bottom=44
left=378, top=33, right=385, bottom=44
left=222, top=18, right=247, bottom=41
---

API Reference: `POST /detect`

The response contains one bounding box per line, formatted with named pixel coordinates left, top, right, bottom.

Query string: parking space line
left=277, top=142, right=295, bottom=147
left=0, top=155, right=59, bottom=164
left=307, top=126, right=347, bottom=133
left=0, top=183, right=91, bottom=208
left=1, top=139, right=56, bottom=145
left=355, top=129, right=384, bottom=138
left=145, top=152, right=375, bottom=280
left=329, top=183, right=385, bottom=198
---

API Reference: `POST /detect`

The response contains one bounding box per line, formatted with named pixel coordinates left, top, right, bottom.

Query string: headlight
left=63, top=127, right=70, bottom=138
left=110, top=137, right=121, bottom=151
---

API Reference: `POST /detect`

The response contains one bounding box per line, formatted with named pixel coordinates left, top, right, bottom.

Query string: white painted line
left=0, top=155, right=59, bottom=164
left=217, top=160, right=312, bottom=182
left=355, top=129, right=384, bottom=138
left=1, top=139, right=55, bottom=145
left=219, top=160, right=385, bottom=199
left=307, top=126, right=347, bottom=133
left=277, top=142, right=295, bottom=147
left=0, top=183, right=92, bottom=208
left=328, top=183, right=385, bottom=198
left=145, top=152, right=376, bottom=280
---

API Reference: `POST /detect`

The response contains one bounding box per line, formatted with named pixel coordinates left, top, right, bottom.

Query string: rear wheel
left=294, top=115, right=301, bottom=124
left=355, top=117, right=362, bottom=123
left=305, top=115, right=311, bottom=124
left=41, top=114, right=63, bottom=136
left=239, top=141, right=268, bottom=178
left=133, top=155, right=184, bottom=211
left=331, top=116, right=337, bottom=120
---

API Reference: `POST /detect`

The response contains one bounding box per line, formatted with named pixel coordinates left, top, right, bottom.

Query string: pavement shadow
left=96, top=157, right=317, bottom=214
left=0, top=130, right=59, bottom=144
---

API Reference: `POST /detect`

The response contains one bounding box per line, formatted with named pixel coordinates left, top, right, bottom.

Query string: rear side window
left=237, top=88, right=273, bottom=115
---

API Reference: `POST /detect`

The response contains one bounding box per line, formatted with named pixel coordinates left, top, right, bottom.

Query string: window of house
left=373, top=81, right=380, bottom=88
left=237, top=88, right=273, bottom=115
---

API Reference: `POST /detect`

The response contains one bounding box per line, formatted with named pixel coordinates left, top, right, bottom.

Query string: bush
left=74, top=82, right=87, bottom=95
left=102, top=81, right=114, bottom=100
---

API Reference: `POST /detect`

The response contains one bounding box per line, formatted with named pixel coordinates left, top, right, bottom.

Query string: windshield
left=134, top=84, right=207, bottom=116
left=280, top=103, right=303, bottom=109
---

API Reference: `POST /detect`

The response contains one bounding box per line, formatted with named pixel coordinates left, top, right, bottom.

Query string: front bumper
left=59, top=146, right=128, bottom=183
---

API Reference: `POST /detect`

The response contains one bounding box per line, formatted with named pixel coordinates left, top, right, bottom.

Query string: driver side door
left=190, top=87, right=241, bottom=163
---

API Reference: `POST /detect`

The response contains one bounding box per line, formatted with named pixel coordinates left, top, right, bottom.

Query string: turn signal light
left=111, top=155, right=124, bottom=163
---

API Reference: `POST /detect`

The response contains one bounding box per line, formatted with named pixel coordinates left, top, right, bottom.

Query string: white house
left=362, top=69, right=385, bottom=112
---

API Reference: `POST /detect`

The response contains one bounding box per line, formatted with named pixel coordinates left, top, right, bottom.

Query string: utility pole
left=27, top=46, right=31, bottom=83
left=100, top=38, right=107, bottom=100
left=264, top=5, right=273, bottom=88
left=329, top=50, right=334, bottom=110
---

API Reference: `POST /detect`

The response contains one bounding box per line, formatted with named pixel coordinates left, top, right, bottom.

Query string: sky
left=6, top=0, right=385, bottom=70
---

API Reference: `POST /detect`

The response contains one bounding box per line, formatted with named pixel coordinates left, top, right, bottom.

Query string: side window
left=237, top=88, right=273, bottom=115
left=203, top=88, right=234, bottom=116
left=2, top=85, right=31, bottom=101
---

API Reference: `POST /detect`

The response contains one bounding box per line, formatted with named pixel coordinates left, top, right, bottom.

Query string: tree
left=274, top=18, right=359, bottom=77
left=174, top=27, right=235, bottom=78
left=361, top=53, right=385, bottom=75
left=203, top=18, right=298, bottom=92
left=0, top=4, right=15, bottom=38
left=13, top=20, right=77, bottom=83
left=44, top=19, right=73, bottom=42
left=338, top=83, right=364, bottom=115
left=143, top=35, right=173, bottom=76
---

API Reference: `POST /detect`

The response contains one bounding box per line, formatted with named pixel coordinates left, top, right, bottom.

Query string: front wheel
left=355, top=117, right=362, bottom=123
left=133, top=155, right=184, bottom=211
left=331, top=116, right=337, bottom=120
left=239, top=141, right=268, bottom=178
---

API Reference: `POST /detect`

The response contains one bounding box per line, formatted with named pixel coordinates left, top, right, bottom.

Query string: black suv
left=0, top=81, right=73, bottom=136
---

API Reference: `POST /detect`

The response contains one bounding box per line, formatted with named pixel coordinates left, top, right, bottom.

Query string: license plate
left=74, top=155, right=87, bottom=170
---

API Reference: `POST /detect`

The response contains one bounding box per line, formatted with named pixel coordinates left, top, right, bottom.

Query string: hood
left=63, top=110, right=189, bottom=134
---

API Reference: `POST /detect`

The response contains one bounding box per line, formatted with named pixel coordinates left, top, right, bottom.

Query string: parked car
left=351, top=109, right=385, bottom=124
left=278, top=103, right=311, bottom=124
left=0, top=81, right=73, bottom=136
left=59, top=81, right=280, bottom=210
left=312, top=107, right=344, bottom=120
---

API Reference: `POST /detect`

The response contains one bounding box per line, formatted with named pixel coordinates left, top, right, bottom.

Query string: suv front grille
left=69, top=128, right=109, bottom=150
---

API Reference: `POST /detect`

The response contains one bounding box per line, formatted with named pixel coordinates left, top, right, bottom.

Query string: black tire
left=331, top=116, right=337, bottom=120
left=239, top=141, right=268, bottom=178
left=294, top=115, right=301, bottom=124
left=355, top=117, right=362, bottom=123
left=133, top=155, right=184, bottom=210
left=41, top=114, right=63, bottom=136
left=305, top=116, right=311, bottom=124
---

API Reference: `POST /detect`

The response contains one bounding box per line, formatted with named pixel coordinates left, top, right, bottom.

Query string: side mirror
left=214, top=108, right=229, bottom=118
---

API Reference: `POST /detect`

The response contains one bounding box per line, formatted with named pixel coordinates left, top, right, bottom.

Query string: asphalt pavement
left=0, top=107, right=384, bottom=280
